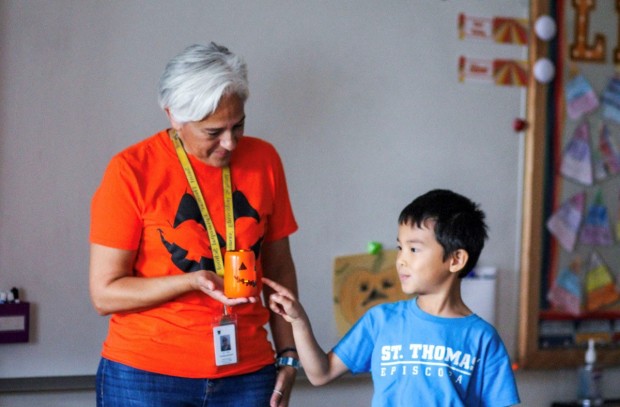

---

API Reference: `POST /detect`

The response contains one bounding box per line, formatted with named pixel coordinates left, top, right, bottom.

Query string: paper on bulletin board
left=458, top=13, right=529, bottom=45
left=458, top=56, right=528, bottom=87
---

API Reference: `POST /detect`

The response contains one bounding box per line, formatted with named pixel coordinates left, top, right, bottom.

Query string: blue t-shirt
left=333, top=299, right=520, bottom=407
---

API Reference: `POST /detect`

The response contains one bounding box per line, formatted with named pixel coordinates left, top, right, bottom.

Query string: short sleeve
left=332, top=309, right=377, bottom=374
left=90, top=156, right=143, bottom=250
left=263, top=145, right=297, bottom=242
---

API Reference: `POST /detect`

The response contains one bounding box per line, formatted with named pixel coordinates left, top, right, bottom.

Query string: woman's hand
left=192, top=270, right=259, bottom=307
left=270, top=365, right=296, bottom=407
left=89, top=244, right=258, bottom=315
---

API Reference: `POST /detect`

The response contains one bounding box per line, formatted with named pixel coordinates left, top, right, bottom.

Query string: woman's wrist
left=276, top=347, right=297, bottom=358
left=276, top=356, right=301, bottom=370
left=275, top=346, right=300, bottom=370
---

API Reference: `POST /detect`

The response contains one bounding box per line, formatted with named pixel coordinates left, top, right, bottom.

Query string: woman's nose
left=220, top=132, right=237, bottom=150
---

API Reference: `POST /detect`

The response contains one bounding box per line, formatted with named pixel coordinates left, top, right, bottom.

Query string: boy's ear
left=448, top=249, right=469, bottom=274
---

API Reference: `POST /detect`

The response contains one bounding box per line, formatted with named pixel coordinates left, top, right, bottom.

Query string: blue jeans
left=96, top=358, right=276, bottom=407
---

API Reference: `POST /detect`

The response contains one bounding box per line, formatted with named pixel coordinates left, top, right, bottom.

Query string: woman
left=89, top=42, right=300, bottom=407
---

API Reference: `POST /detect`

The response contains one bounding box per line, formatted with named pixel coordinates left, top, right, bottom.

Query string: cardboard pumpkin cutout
left=333, top=250, right=411, bottom=335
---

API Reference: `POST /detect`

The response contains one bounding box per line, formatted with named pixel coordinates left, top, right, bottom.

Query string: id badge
left=213, top=315, right=238, bottom=366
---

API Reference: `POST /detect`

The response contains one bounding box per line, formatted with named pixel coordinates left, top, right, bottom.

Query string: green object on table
left=367, top=241, right=382, bottom=255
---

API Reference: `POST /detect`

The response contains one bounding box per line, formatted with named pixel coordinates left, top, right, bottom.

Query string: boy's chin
left=400, top=285, right=417, bottom=296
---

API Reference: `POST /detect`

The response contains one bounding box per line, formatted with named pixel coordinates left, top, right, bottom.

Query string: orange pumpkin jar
left=224, top=250, right=259, bottom=298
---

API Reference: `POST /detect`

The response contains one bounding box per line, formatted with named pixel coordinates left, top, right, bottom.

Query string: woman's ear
left=165, top=108, right=181, bottom=130
left=448, top=249, right=469, bottom=274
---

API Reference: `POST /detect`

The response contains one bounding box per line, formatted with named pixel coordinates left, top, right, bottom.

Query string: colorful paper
left=458, top=14, right=493, bottom=40
left=601, top=75, right=620, bottom=124
left=458, top=56, right=527, bottom=87
left=617, top=189, right=620, bottom=241
left=593, top=149, right=608, bottom=182
left=492, top=16, right=529, bottom=45
left=598, top=123, right=620, bottom=176
left=565, top=74, right=600, bottom=120
left=547, top=192, right=585, bottom=252
left=585, top=252, right=620, bottom=311
left=560, top=121, right=593, bottom=185
left=458, top=13, right=528, bottom=45
left=493, top=59, right=528, bottom=87
left=547, top=258, right=583, bottom=315
left=579, top=190, right=614, bottom=246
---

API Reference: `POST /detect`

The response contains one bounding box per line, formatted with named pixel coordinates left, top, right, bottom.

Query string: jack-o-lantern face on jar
left=338, top=266, right=409, bottom=325
left=224, top=250, right=259, bottom=298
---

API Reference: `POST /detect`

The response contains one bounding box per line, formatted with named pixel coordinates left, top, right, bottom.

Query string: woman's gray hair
left=158, top=42, right=249, bottom=123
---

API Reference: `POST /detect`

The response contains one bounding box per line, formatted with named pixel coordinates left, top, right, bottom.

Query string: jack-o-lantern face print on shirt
left=158, top=190, right=262, bottom=273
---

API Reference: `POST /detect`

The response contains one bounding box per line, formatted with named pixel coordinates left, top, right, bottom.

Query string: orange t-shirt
left=90, top=130, right=298, bottom=378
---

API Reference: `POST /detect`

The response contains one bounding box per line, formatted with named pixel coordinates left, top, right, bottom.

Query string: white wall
left=1, top=1, right=619, bottom=406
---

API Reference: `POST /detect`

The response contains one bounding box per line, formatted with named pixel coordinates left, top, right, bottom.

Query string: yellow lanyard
left=171, top=131, right=235, bottom=276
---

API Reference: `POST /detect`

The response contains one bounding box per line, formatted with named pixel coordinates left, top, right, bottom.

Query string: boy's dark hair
left=398, top=189, right=488, bottom=278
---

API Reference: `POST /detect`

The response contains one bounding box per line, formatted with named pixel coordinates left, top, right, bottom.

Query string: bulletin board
left=518, top=0, right=620, bottom=369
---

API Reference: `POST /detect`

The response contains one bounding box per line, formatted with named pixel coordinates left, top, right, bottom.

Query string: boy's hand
left=262, top=277, right=306, bottom=323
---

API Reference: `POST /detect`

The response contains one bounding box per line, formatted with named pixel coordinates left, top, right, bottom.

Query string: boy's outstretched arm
left=263, top=278, right=349, bottom=386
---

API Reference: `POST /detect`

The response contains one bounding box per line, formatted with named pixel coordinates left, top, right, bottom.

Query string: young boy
left=263, top=189, right=520, bottom=406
